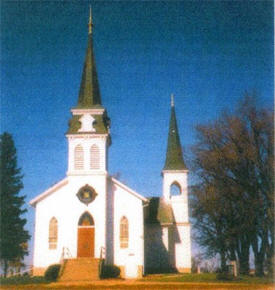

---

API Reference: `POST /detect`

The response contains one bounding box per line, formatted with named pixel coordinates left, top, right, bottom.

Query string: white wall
left=161, top=170, right=191, bottom=272
left=174, top=224, right=191, bottom=270
left=32, top=174, right=145, bottom=278
left=171, top=198, right=189, bottom=223
left=33, top=174, right=108, bottom=268
left=111, top=180, right=144, bottom=270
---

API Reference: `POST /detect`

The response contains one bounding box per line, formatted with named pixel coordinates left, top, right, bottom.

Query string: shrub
left=44, top=264, right=61, bottom=282
left=101, top=265, right=120, bottom=278
left=216, top=272, right=234, bottom=281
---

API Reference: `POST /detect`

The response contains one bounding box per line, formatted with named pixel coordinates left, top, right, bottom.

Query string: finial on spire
left=171, top=94, right=175, bottom=107
left=88, top=5, right=93, bottom=34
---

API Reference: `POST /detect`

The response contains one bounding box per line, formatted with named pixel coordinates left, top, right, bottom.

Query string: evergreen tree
left=0, top=132, right=30, bottom=277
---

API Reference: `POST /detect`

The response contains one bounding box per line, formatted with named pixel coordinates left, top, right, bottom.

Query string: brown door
left=77, top=227, right=94, bottom=257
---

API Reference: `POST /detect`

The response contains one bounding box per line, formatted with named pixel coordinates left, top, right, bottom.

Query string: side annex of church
left=30, top=9, right=191, bottom=279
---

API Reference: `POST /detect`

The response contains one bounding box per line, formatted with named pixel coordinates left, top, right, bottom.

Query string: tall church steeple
left=66, top=8, right=110, bottom=175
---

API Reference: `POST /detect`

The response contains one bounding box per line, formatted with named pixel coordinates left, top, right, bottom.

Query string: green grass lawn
left=142, top=273, right=274, bottom=284
left=0, top=275, right=47, bottom=285
left=0, top=273, right=273, bottom=289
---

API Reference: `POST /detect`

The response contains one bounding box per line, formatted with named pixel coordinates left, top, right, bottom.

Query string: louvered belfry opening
left=74, top=145, right=84, bottom=170
left=90, top=144, right=100, bottom=169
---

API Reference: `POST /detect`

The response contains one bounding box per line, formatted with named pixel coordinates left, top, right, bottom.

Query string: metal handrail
left=99, top=246, right=105, bottom=260
left=99, top=246, right=106, bottom=278
left=60, top=247, right=72, bottom=262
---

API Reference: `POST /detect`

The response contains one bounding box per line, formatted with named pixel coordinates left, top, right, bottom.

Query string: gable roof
left=29, top=176, right=147, bottom=207
left=110, top=177, right=148, bottom=202
left=29, top=177, right=68, bottom=207
left=146, top=197, right=175, bottom=225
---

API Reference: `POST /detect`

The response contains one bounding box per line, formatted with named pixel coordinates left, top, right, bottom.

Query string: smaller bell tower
left=162, top=94, right=188, bottom=202
left=162, top=94, right=191, bottom=273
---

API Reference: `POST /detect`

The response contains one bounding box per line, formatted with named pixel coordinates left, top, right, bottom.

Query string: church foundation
left=32, top=267, right=46, bottom=276
left=178, top=267, right=191, bottom=273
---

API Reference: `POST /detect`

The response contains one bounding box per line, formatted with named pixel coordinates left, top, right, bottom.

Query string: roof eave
left=110, top=176, right=148, bottom=202
left=29, top=177, right=68, bottom=207
left=162, top=169, right=188, bottom=175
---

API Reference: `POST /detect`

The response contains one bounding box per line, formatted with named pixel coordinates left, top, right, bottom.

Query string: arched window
left=120, top=216, right=129, bottom=248
left=90, top=145, right=100, bottom=169
left=170, top=182, right=181, bottom=196
left=49, top=217, right=58, bottom=249
left=74, top=145, right=84, bottom=170
left=78, top=212, right=94, bottom=226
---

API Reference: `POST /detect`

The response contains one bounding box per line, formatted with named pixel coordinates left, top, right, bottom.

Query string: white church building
left=30, top=10, right=191, bottom=279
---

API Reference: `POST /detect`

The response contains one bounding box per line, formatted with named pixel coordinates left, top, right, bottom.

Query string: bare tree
left=191, top=94, right=273, bottom=276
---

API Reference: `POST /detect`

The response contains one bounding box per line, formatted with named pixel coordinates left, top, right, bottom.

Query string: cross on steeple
left=88, top=5, right=93, bottom=34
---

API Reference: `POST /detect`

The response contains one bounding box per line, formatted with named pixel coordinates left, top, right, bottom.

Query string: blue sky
left=1, top=1, right=273, bottom=265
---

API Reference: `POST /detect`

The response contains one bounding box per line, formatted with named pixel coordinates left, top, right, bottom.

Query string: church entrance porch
left=58, top=257, right=100, bottom=281
left=77, top=212, right=95, bottom=258
left=58, top=212, right=99, bottom=282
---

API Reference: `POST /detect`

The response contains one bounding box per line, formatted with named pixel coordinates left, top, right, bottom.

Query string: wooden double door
left=77, top=212, right=95, bottom=257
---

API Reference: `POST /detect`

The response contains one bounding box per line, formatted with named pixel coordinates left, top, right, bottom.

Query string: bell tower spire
left=163, top=94, right=186, bottom=171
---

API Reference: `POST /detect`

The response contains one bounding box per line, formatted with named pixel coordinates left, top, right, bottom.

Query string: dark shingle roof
left=163, top=104, right=186, bottom=170
left=146, top=197, right=175, bottom=224
left=67, top=113, right=109, bottom=135
left=76, top=32, right=102, bottom=109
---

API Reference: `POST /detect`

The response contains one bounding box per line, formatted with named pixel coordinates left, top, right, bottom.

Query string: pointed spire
left=171, top=93, right=174, bottom=107
left=88, top=5, right=93, bottom=34
left=76, top=7, right=102, bottom=109
left=163, top=95, right=186, bottom=170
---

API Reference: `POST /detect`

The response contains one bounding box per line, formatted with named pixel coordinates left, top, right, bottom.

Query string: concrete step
left=59, top=258, right=101, bottom=282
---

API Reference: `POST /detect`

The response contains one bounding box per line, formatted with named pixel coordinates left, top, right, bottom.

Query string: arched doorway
left=77, top=212, right=95, bottom=257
